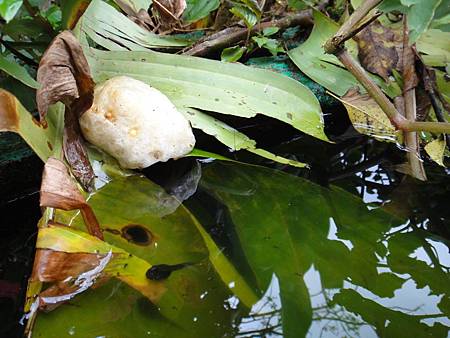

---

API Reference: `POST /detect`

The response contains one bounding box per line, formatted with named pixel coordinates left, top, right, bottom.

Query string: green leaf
left=0, top=0, right=22, bottom=22
left=230, top=4, right=257, bottom=29
left=416, top=29, right=450, bottom=67
left=221, top=45, right=246, bottom=62
left=288, top=11, right=362, bottom=96
left=31, top=169, right=258, bottom=337
left=262, top=26, right=279, bottom=36
left=85, top=47, right=328, bottom=142
left=77, top=0, right=189, bottom=50
left=288, top=10, right=400, bottom=98
left=0, top=54, right=39, bottom=89
left=182, top=0, right=220, bottom=23
left=42, top=4, right=62, bottom=29
left=0, top=89, right=61, bottom=161
left=405, top=0, right=443, bottom=43
left=424, top=138, right=446, bottom=167
left=183, top=108, right=307, bottom=167
left=379, top=0, right=443, bottom=43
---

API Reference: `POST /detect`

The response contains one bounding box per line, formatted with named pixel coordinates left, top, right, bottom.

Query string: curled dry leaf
left=355, top=21, right=402, bottom=82
left=40, top=157, right=103, bottom=239
left=37, top=30, right=95, bottom=190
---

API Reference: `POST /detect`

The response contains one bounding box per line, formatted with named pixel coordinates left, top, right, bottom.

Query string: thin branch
left=335, top=49, right=450, bottom=133
left=324, top=0, right=382, bottom=54
left=402, top=18, right=427, bottom=181
left=183, top=10, right=313, bottom=56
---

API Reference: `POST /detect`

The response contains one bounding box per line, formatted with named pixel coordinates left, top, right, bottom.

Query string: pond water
left=1, top=128, right=449, bottom=337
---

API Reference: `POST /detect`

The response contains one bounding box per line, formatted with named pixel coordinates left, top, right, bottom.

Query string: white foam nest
left=80, top=76, right=195, bottom=169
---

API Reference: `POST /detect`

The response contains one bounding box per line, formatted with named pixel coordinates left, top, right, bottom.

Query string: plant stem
left=335, top=49, right=450, bottom=133
left=324, top=0, right=382, bottom=54
left=402, top=19, right=426, bottom=181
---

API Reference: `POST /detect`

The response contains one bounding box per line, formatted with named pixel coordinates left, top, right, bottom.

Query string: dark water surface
left=1, top=127, right=449, bottom=337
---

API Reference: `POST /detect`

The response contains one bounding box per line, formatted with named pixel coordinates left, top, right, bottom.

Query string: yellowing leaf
left=332, top=89, right=398, bottom=142
left=424, top=138, right=446, bottom=167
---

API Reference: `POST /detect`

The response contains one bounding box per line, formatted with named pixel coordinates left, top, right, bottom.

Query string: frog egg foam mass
left=80, top=76, right=196, bottom=169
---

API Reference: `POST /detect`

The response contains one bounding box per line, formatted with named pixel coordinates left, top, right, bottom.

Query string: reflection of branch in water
left=236, top=324, right=283, bottom=337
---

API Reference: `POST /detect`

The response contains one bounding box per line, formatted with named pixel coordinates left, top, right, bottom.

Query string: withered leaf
left=336, top=88, right=398, bottom=142
left=37, top=30, right=95, bottom=190
left=153, top=0, right=186, bottom=21
left=41, top=158, right=104, bottom=240
left=37, top=31, right=94, bottom=122
left=63, top=108, right=95, bottom=190
left=355, top=21, right=401, bottom=82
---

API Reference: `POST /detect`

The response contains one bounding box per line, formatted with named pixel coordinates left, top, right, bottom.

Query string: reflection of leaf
left=355, top=21, right=401, bottom=81
left=425, top=138, right=446, bottom=167
left=199, top=162, right=445, bottom=336
left=332, top=88, right=398, bottom=142
left=332, top=288, right=449, bottom=337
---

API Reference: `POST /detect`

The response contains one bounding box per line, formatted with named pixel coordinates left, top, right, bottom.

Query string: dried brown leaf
left=40, top=158, right=103, bottom=239
left=37, top=30, right=95, bottom=190
left=37, top=31, right=94, bottom=122
left=32, top=249, right=103, bottom=283
left=0, top=89, right=19, bottom=132
left=153, top=0, right=186, bottom=23
left=355, top=21, right=401, bottom=82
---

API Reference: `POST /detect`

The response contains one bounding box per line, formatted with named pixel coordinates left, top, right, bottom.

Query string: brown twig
left=402, top=18, right=426, bottom=181
left=183, top=10, right=313, bottom=56
left=324, top=0, right=382, bottom=54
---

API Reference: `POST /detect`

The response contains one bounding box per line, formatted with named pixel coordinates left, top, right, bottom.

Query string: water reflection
left=197, top=162, right=450, bottom=337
